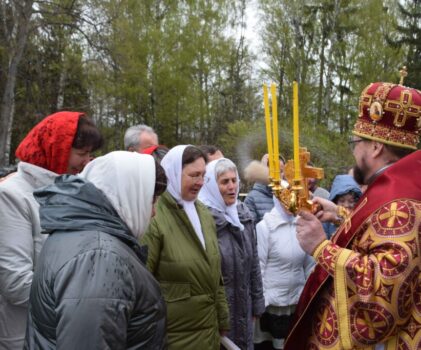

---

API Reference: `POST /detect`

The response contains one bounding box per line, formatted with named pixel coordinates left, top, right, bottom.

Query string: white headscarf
left=80, top=151, right=155, bottom=239
left=199, top=158, right=244, bottom=230
left=161, top=145, right=206, bottom=249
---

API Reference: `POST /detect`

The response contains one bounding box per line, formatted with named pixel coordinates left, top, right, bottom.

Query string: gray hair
left=215, top=158, right=238, bottom=179
left=124, top=124, right=156, bottom=150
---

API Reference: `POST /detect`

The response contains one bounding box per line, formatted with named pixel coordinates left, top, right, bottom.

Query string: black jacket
left=24, top=175, right=167, bottom=350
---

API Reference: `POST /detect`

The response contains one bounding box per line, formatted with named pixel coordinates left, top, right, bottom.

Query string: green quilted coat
left=142, top=191, right=230, bottom=350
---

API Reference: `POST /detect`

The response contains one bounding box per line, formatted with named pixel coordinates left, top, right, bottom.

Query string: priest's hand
left=296, top=210, right=326, bottom=255
left=312, top=197, right=338, bottom=223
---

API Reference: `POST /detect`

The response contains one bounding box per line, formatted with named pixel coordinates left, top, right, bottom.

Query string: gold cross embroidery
left=354, top=256, right=372, bottom=288
left=318, top=308, right=333, bottom=334
left=384, top=89, right=419, bottom=127
left=377, top=252, right=398, bottom=266
left=378, top=202, right=408, bottom=228
left=356, top=311, right=386, bottom=339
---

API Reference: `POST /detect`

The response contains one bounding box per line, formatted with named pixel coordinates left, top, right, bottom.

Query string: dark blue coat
left=244, top=183, right=274, bottom=224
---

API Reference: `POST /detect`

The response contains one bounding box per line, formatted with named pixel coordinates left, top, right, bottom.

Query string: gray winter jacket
left=207, top=202, right=265, bottom=350
left=0, top=162, right=55, bottom=350
left=244, top=183, right=274, bottom=224
left=24, top=175, right=167, bottom=350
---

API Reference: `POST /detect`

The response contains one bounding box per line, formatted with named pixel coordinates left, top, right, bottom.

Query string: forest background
left=0, top=0, right=420, bottom=188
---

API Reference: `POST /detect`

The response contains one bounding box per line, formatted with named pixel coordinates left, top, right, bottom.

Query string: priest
left=285, top=80, right=421, bottom=350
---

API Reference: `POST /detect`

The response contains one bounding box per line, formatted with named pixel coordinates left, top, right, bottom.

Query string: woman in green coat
left=142, top=145, right=230, bottom=350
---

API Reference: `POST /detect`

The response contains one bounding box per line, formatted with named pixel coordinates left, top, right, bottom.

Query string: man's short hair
left=199, top=145, right=220, bottom=156
left=124, top=124, right=156, bottom=150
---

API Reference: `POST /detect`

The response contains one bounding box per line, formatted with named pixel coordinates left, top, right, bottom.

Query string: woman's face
left=181, top=157, right=206, bottom=201
left=67, top=147, right=92, bottom=174
left=217, top=170, right=238, bottom=206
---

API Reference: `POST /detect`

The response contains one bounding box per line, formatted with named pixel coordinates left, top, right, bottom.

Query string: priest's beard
left=353, top=159, right=370, bottom=185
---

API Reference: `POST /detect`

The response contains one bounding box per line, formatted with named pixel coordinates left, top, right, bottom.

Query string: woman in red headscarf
left=0, top=111, right=102, bottom=350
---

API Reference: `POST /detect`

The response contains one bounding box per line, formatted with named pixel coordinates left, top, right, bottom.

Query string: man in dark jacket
left=24, top=151, right=167, bottom=350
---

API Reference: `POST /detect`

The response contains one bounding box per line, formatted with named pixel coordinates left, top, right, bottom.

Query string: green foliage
left=0, top=0, right=418, bottom=182
left=10, top=1, right=91, bottom=157
left=83, top=0, right=257, bottom=152
left=388, top=0, right=421, bottom=87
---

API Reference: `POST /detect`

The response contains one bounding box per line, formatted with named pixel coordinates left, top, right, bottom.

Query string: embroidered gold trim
left=312, top=239, right=329, bottom=259
left=352, top=120, right=418, bottom=150
left=334, top=248, right=354, bottom=349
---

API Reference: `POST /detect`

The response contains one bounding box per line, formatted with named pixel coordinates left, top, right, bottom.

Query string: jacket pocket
left=159, top=281, right=191, bottom=303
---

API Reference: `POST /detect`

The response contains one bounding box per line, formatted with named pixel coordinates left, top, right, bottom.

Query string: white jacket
left=256, top=207, right=315, bottom=307
left=0, top=162, right=56, bottom=350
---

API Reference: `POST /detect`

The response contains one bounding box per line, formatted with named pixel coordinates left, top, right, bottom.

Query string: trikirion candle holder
left=263, top=81, right=324, bottom=215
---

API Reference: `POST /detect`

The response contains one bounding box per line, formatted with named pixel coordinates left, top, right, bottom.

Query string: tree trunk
left=56, top=53, right=66, bottom=110
left=317, top=37, right=325, bottom=127
left=322, top=0, right=341, bottom=128
left=0, top=0, right=34, bottom=167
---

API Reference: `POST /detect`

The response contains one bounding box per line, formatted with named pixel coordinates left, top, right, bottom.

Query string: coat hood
left=35, top=151, right=156, bottom=242
left=329, top=174, right=362, bottom=203
left=34, top=174, right=131, bottom=238
left=263, top=204, right=296, bottom=232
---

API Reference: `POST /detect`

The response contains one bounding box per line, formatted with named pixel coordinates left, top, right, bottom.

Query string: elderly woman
left=141, top=145, right=229, bottom=350
left=254, top=194, right=315, bottom=350
left=25, top=152, right=167, bottom=349
left=199, top=158, right=265, bottom=349
left=0, top=111, right=102, bottom=350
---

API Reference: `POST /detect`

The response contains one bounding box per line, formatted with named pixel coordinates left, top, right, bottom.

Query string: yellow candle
left=271, top=83, right=280, bottom=182
left=263, top=84, right=274, bottom=179
left=293, top=81, right=301, bottom=180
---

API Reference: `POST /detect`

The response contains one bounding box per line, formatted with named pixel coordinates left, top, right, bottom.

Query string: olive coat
left=142, top=191, right=230, bottom=350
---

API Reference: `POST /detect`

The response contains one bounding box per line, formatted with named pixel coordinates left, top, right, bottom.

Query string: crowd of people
left=0, top=80, right=420, bottom=350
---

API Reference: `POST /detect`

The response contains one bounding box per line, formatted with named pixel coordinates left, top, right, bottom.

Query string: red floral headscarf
left=15, top=111, right=83, bottom=174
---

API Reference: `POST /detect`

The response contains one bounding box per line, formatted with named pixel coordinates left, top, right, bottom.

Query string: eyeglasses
left=184, top=173, right=210, bottom=183
left=348, top=138, right=364, bottom=151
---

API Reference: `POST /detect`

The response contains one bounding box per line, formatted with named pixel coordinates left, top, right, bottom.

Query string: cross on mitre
left=385, top=89, right=420, bottom=128
left=399, top=66, right=408, bottom=85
